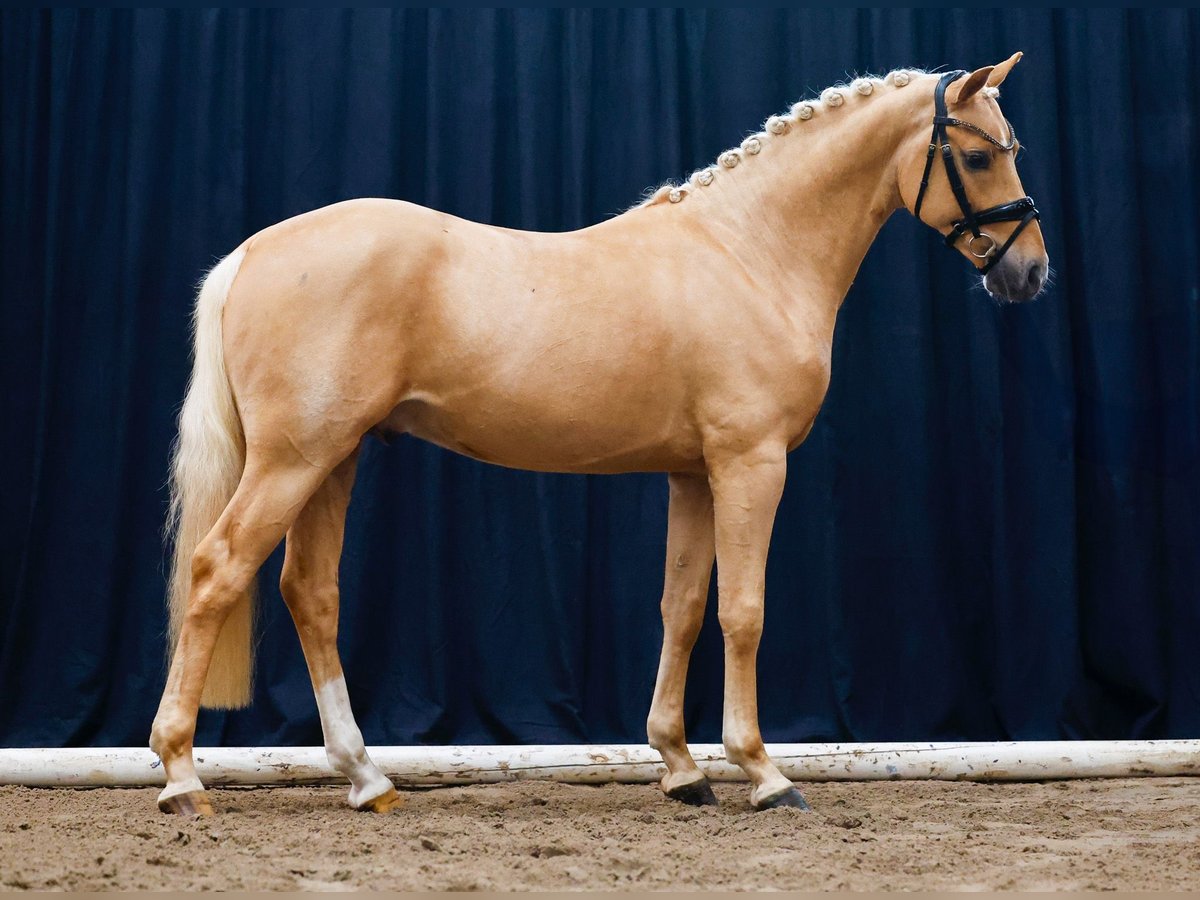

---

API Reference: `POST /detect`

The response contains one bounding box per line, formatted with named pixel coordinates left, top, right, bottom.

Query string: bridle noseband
left=913, top=70, right=1040, bottom=274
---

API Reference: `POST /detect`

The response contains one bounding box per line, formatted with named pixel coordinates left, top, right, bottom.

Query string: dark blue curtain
left=2, top=10, right=1197, bottom=749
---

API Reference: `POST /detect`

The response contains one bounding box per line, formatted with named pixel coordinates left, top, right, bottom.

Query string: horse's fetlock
left=150, top=711, right=191, bottom=759
left=326, top=740, right=368, bottom=775
left=723, top=734, right=765, bottom=768
left=647, top=717, right=683, bottom=752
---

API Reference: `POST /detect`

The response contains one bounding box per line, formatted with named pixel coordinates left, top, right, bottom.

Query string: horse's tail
left=165, top=247, right=254, bottom=709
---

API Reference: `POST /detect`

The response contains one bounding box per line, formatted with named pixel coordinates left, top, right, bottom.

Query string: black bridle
left=913, top=70, right=1040, bottom=274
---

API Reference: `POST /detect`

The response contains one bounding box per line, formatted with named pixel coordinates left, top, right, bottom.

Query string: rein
left=913, top=70, right=1040, bottom=274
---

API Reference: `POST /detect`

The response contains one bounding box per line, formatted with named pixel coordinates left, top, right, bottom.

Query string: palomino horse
left=151, top=55, right=1048, bottom=816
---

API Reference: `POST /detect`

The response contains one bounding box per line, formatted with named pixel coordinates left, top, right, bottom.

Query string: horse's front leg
left=709, top=444, right=810, bottom=811
left=647, top=472, right=718, bottom=806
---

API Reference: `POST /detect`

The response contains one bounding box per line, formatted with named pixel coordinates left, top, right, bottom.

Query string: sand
left=2, top=778, right=1199, bottom=891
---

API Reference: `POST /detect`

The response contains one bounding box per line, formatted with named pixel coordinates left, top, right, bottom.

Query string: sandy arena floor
left=1, top=778, right=1199, bottom=891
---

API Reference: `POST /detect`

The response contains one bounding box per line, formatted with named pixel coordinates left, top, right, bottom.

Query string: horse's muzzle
left=983, top=253, right=1048, bottom=302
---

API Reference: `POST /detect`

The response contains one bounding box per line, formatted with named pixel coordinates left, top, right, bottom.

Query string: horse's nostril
left=1027, top=262, right=1046, bottom=290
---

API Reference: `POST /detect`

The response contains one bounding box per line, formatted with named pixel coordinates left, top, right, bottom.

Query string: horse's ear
left=947, top=66, right=994, bottom=106
left=986, top=52, right=1023, bottom=88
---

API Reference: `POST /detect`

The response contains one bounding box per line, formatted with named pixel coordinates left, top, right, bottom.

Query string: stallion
left=151, top=54, right=1047, bottom=815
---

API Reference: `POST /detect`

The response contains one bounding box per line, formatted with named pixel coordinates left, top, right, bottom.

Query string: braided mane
left=636, top=68, right=997, bottom=209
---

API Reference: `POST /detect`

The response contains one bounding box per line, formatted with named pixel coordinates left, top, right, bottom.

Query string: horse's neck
left=688, top=84, right=921, bottom=310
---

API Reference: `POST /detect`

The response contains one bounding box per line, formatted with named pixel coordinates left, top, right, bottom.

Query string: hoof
left=754, top=785, right=811, bottom=812
left=664, top=777, right=719, bottom=807
left=356, top=785, right=403, bottom=814
left=158, top=789, right=214, bottom=817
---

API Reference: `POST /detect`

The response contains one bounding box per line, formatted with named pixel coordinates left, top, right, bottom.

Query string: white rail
left=1, top=741, right=1198, bottom=787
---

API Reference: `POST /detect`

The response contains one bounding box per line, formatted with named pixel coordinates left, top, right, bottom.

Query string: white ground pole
left=1, top=742, right=1198, bottom=788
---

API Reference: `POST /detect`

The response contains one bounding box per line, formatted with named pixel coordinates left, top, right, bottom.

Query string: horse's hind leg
left=646, top=473, right=718, bottom=806
left=150, top=450, right=337, bottom=815
left=279, top=449, right=399, bottom=812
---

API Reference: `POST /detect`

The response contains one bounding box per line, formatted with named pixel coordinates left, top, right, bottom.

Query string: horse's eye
left=964, top=151, right=991, bottom=171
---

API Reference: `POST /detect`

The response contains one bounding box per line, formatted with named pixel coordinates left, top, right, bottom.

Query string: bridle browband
left=913, top=70, right=1040, bottom=275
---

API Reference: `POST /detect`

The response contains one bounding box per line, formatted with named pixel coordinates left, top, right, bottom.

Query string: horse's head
left=899, top=53, right=1048, bottom=302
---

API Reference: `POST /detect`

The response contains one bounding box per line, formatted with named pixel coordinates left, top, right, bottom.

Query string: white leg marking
left=316, top=675, right=395, bottom=808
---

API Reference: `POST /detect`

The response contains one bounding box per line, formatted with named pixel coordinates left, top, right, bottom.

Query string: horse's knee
left=662, top=584, right=705, bottom=631
left=717, top=601, right=763, bottom=651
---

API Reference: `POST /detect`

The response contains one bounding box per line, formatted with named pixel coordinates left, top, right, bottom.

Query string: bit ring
left=968, top=233, right=998, bottom=259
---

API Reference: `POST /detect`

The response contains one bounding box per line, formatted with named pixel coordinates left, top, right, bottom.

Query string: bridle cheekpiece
left=913, top=70, right=1040, bottom=274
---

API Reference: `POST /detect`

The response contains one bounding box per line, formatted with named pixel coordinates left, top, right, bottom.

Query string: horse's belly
left=381, top=392, right=703, bottom=475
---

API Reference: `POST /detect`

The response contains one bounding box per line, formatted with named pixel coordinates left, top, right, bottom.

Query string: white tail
left=165, top=247, right=253, bottom=709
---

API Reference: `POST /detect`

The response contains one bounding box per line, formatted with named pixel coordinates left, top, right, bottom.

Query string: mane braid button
left=697, top=168, right=715, bottom=186
left=719, top=151, right=740, bottom=169
left=742, top=136, right=762, bottom=155
left=854, top=79, right=873, bottom=96
left=893, top=71, right=911, bottom=87
left=766, top=116, right=788, bottom=135
left=795, top=103, right=814, bottom=121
